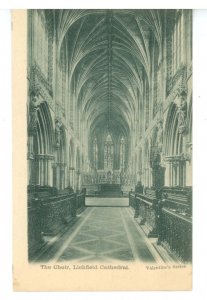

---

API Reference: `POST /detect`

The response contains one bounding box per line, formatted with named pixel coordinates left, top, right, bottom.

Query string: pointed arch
left=29, top=101, right=54, bottom=186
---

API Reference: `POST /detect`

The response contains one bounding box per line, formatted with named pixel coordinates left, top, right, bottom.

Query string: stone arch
left=163, top=101, right=188, bottom=187
left=163, top=102, right=179, bottom=156
left=164, top=102, right=187, bottom=157
left=28, top=101, right=54, bottom=186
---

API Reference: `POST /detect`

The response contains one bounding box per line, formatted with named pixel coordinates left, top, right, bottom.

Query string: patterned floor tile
left=55, top=207, right=156, bottom=262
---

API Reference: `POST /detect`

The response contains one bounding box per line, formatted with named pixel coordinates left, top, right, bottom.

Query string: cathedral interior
left=27, top=9, right=192, bottom=263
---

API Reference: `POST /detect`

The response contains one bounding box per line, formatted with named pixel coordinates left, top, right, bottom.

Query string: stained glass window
left=104, top=134, right=113, bottom=170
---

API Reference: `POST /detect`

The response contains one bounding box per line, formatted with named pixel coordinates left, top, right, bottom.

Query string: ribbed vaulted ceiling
left=51, top=9, right=163, bottom=140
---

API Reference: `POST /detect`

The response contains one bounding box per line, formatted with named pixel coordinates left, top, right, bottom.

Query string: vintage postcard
left=13, top=9, right=192, bottom=291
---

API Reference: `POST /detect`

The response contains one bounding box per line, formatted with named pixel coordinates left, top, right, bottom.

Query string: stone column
left=72, top=168, right=75, bottom=189
left=40, top=156, right=44, bottom=186
left=60, top=163, right=65, bottom=190
left=28, top=83, right=41, bottom=185
left=44, top=157, right=48, bottom=185
left=185, top=142, right=192, bottom=186
left=163, top=156, right=174, bottom=187
left=47, top=157, right=53, bottom=186
left=172, top=158, right=180, bottom=186
left=75, top=171, right=78, bottom=191
left=28, top=122, right=38, bottom=186
left=145, top=167, right=149, bottom=187
left=54, top=120, right=61, bottom=190
left=77, top=170, right=81, bottom=190
left=69, top=167, right=75, bottom=189
left=56, top=163, right=60, bottom=190
left=186, top=160, right=192, bottom=186
left=164, top=161, right=171, bottom=186
left=37, top=157, right=41, bottom=185
left=52, top=162, right=57, bottom=188
left=69, top=167, right=73, bottom=188
left=28, top=135, right=35, bottom=185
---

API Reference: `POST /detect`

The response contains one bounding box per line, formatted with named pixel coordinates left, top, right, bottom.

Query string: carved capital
left=177, top=87, right=188, bottom=99
left=27, top=152, right=35, bottom=160
left=35, top=154, right=54, bottom=160
left=180, top=152, right=191, bottom=162
left=172, top=160, right=179, bottom=167
left=29, top=84, right=40, bottom=101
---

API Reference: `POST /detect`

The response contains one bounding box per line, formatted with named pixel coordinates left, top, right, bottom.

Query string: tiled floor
left=38, top=206, right=160, bottom=263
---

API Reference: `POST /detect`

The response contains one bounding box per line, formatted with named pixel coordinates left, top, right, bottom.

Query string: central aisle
left=38, top=207, right=160, bottom=263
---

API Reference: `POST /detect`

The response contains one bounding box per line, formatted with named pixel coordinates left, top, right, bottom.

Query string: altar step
left=85, top=197, right=129, bottom=207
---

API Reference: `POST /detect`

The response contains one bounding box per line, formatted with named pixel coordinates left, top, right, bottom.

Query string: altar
left=98, top=183, right=122, bottom=196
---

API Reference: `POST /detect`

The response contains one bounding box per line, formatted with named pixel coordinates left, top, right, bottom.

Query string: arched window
left=104, top=134, right=113, bottom=170
left=93, top=137, right=98, bottom=169
left=120, top=136, right=125, bottom=170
